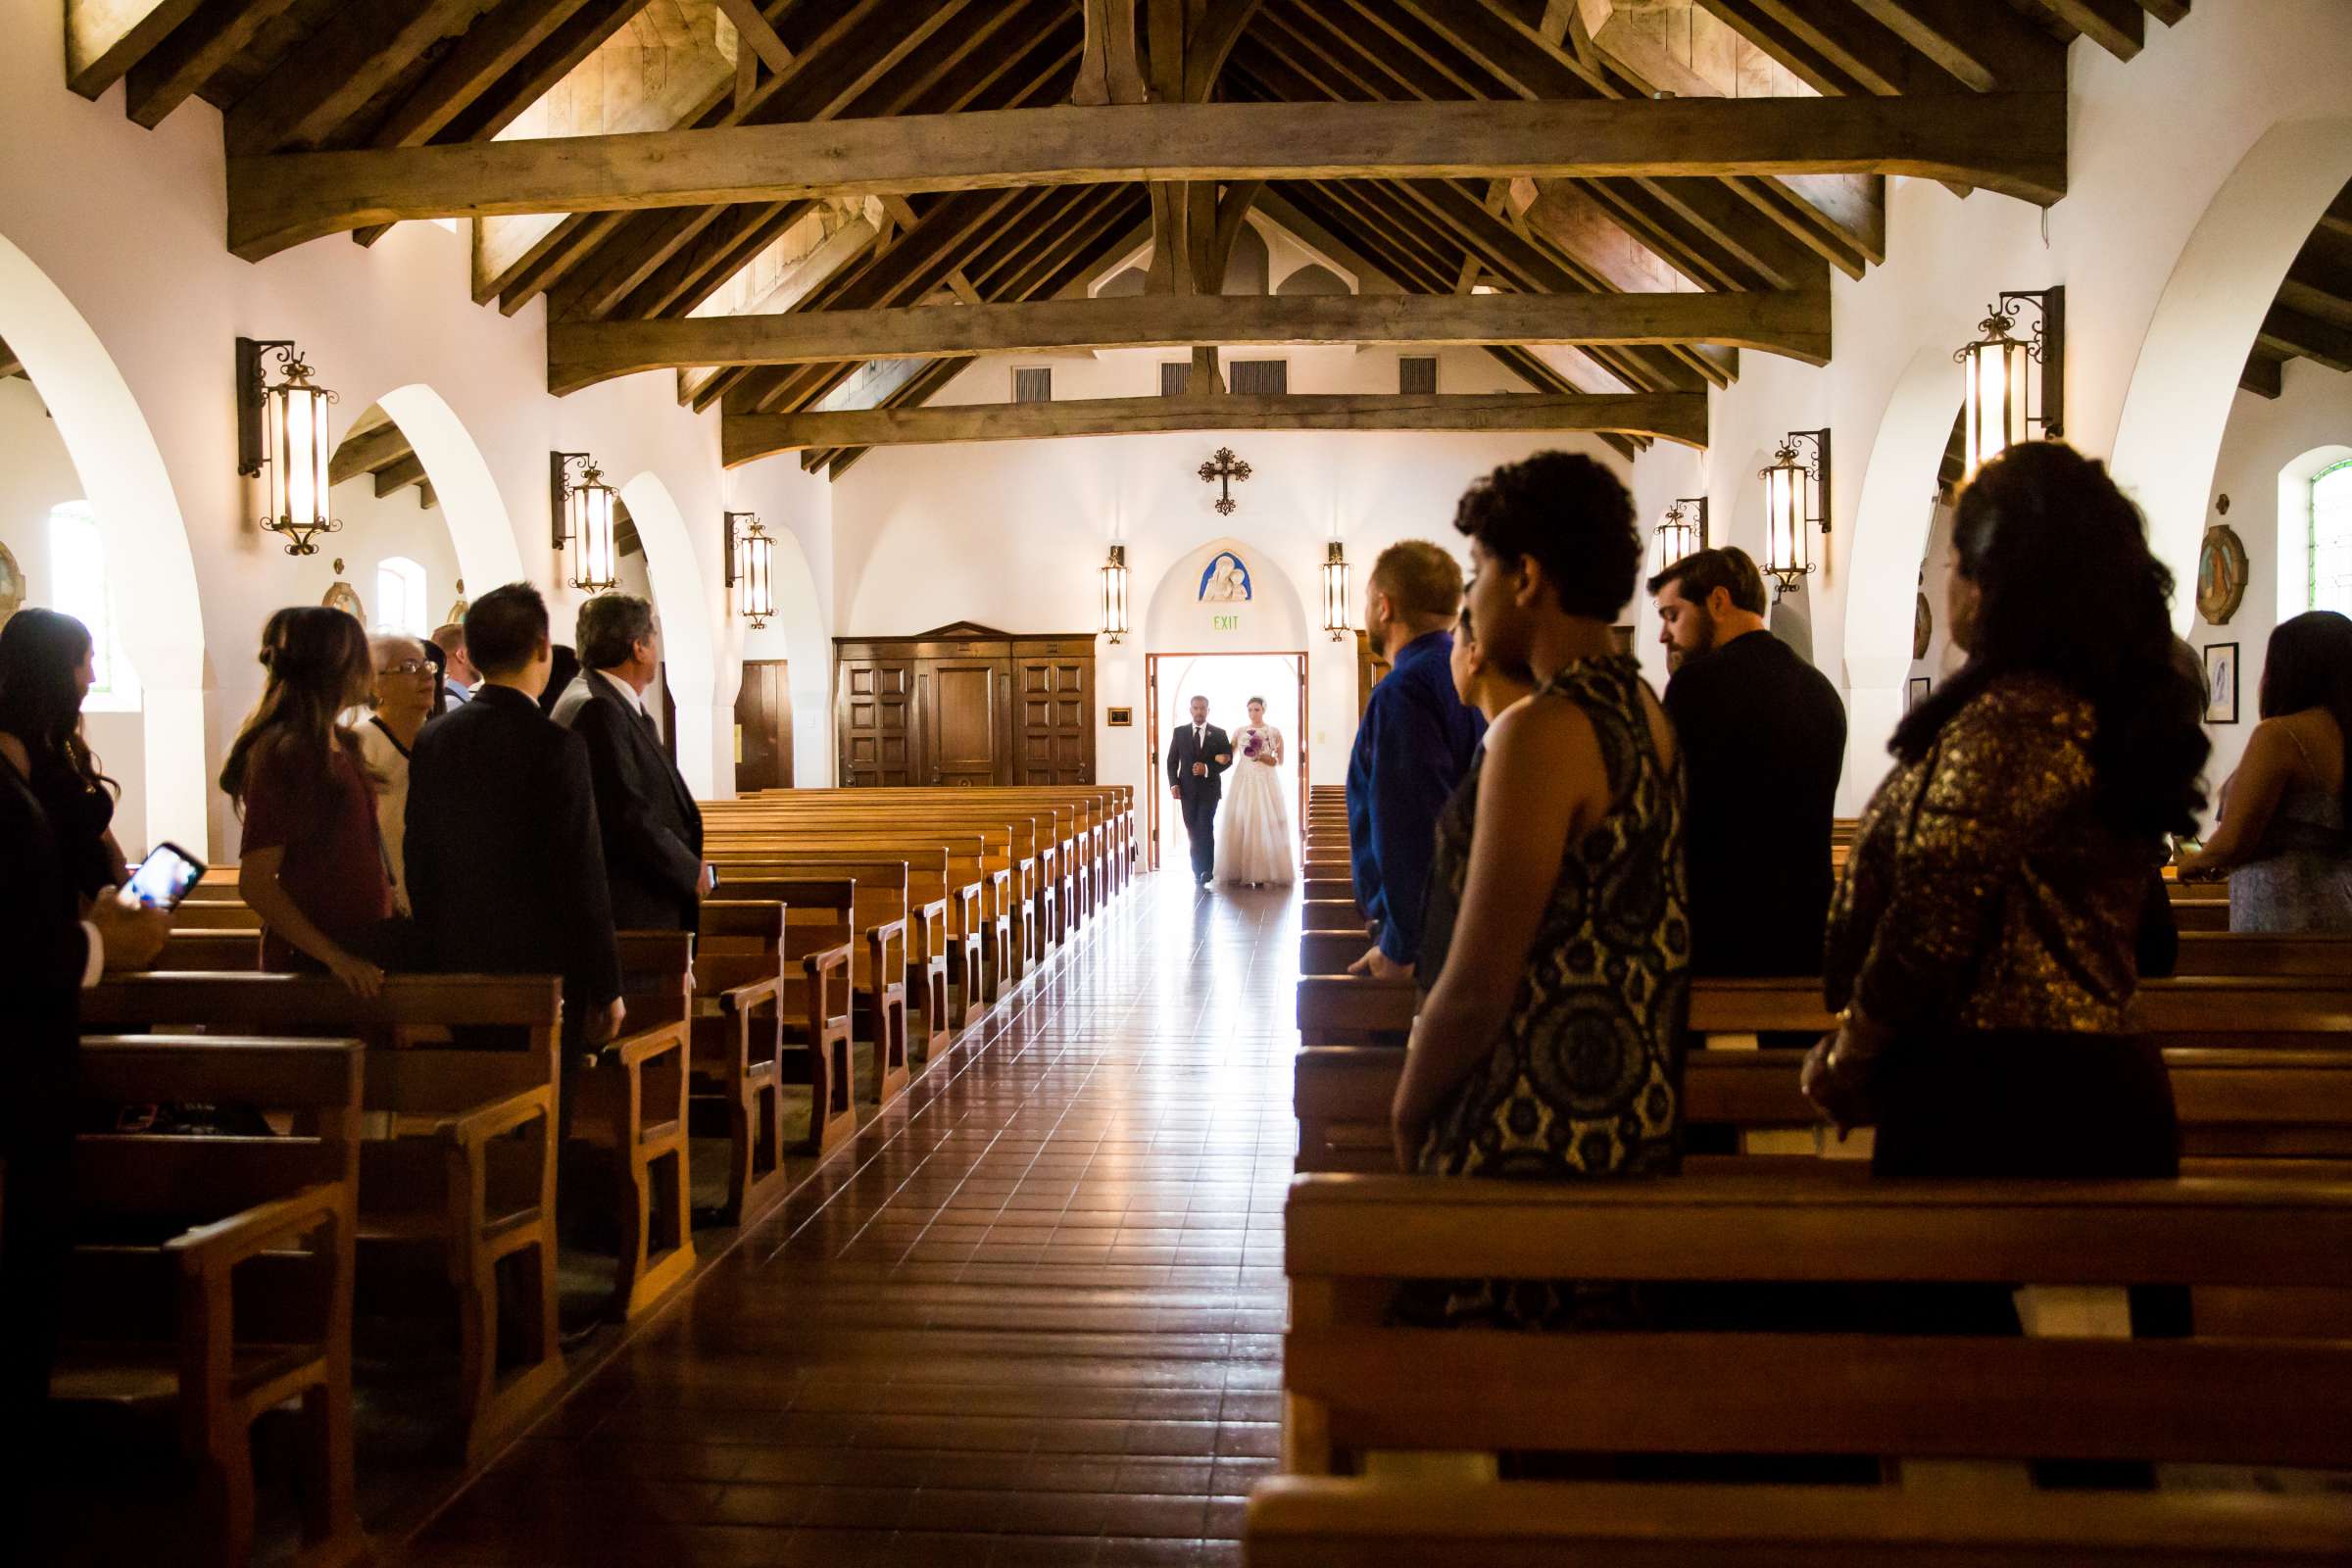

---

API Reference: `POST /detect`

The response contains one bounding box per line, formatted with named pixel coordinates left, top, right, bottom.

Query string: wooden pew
left=62, top=1035, right=364, bottom=1567
left=79, top=974, right=566, bottom=1464
left=687, top=901, right=790, bottom=1222
left=587, top=932, right=697, bottom=1320
left=723, top=883, right=859, bottom=1153
left=1253, top=1173, right=2352, bottom=1566
left=720, top=872, right=911, bottom=1103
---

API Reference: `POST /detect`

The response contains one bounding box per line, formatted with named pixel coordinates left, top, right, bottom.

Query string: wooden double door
left=835, top=622, right=1096, bottom=788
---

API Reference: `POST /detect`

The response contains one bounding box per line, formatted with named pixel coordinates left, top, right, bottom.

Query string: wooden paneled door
left=734, top=659, right=794, bottom=793
left=837, top=659, right=917, bottom=785
left=922, top=660, right=1004, bottom=787
left=834, top=623, right=1097, bottom=789
left=1015, top=653, right=1094, bottom=784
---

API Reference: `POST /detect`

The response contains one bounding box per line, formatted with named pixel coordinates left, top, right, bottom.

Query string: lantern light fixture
left=1320, top=540, right=1351, bottom=641
left=1760, top=429, right=1831, bottom=595
left=550, top=451, right=619, bottom=594
left=1956, top=286, right=2064, bottom=478
left=1099, top=544, right=1131, bottom=644
left=237, top=336, right=339, bottom=556
left=724, top=513, right=774, bottom=627
left=1647, top=496, right=1709, bottom=577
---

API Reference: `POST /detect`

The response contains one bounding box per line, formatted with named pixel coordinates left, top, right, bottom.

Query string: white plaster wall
left=1634, top=0, right=2352, bottom=811
left=0, top=0, right=835, bottom=853
left=322, top=476, right=463, bottom=635
left=829, top=341, right=1629, bottom=807
left=2192, top=361, right=2352, bottom=810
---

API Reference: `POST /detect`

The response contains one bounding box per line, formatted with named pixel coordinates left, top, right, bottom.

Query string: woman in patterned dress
left=1389, top=452, right=1690, bottom=1329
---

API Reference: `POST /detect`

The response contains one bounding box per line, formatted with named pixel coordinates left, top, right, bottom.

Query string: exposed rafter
left=723, top=389, right=1709, bottom=465
left=226, top=93, right=2069, bottom=260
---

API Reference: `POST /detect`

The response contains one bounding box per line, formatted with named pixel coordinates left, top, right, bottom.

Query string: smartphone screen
left=123, top=841, right=208, bottom=911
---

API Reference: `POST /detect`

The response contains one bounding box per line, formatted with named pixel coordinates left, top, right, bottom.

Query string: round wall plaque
left=1913, top=591, right=1933, bottom=661
left=2196, top=524, right=2248, bottom=625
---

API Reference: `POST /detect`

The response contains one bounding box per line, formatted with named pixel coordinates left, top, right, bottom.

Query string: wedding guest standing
left=552, top=594, right=710, bottom=932
left=220, top=607, right=395, bottom=994
left=1418, top=605, right=1536, bottom=982
left=359, top=633, right=434, bottom=915
left=2176, top=610, right=2352, bottom=930
left=1390, top=453, right=1687, bottom=1327
left=0, top=607, right=130, bottom=899
left=1648, top=546, right=1845, bottom=976
left=1805, top=444, right=2209, bottom=1179
left=433, top=619, right=477, bottom=709
left=1348, top=541, right=1486, bottom=979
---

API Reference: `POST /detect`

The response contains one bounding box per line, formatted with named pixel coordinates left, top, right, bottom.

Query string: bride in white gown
left=1214, top=698, right=1297, bottom=887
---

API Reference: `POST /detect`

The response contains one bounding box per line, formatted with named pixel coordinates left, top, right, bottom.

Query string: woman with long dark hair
left=0, top=608, right=129, bottom=900
left=220, top=608, right=394, bottom=994
left=1805, top=442, right=2209, bottom=1178
left=2176, top=610, right=2352, bottom=929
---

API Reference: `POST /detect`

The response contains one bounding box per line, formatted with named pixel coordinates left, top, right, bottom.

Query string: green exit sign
left=1212, top=614, right=1240, bottom=631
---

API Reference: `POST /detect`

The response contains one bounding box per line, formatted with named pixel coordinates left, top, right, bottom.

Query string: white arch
left=2112, top=116, right=2352, bottom=632
left=1839, top=343, right=1963, bottom=808
left=761, top=524, right=833, bottom=785
left=372, top=382, right=525, bottom=592
left=1142, top=533, right=1311, bottom=651
left=0, top=227, right=208, bottom=851
left=614, top=471, right=723, bottom=795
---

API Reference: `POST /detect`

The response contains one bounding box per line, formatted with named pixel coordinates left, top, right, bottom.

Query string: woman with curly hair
left=220, top=607, right=395, bottom=994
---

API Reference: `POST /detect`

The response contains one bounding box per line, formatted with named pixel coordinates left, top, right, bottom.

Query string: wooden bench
left=720, top=872, right=911, bottom=1103
left=79, top=974, right=566, bottom=1464
left=588, top=932, right=698, bottom=1320
left=687, top=900, right=792, bottom=1222
left=1255, top=1172, right=2352, bottom=1565
left=62, top=1035, right=364, bottom=1567
left=715, top=883, right=858, bottom=1154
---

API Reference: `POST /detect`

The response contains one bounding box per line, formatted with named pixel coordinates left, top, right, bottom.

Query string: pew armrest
left=436, top=1086, right=554, bottom=1150
left=605, top=1019, right=689, bottom=1070
left=715, top=975, right=781, bottom=1018
left=166, top=1180, right=348, bottom=1277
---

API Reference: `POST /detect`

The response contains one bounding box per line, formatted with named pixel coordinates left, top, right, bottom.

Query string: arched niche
left=1274, top=263, right=1350, bottom=298
left=2112, top=117, right=2352, bottom=630
left=614, top=471, right=723, bottom=795
left=1840, top=343, right=1968, bottom=807
left=374, top=383, right=526, bottom=591
left=1142, top=534, right=1310, bottom=653
left=0, top=226, right=208, bottom=853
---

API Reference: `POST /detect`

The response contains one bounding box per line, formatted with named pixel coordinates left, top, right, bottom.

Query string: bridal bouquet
left=1240, top=731, right=1266, bottom=760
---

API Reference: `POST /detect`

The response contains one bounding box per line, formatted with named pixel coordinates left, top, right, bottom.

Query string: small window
left=1399, top=356, right=1438, bottom=395
left=1012, top=367, right=1052, bottom=403
left=1229, top=359, right=1287, bottom=395
left=375, top=556, right=429, bottom=637
left=46, top=502, right=139, bottom=711
left=1160, top=362, right=1191, bottom=397
left=2314, top=458, right=2352, bottom=616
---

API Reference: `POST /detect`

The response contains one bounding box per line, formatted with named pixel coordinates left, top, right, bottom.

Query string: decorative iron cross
left=1198, top=447, right=1251, bottom=515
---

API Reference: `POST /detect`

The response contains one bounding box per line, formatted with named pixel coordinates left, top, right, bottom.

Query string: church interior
left=4, top=0, right=2351, bottom=1561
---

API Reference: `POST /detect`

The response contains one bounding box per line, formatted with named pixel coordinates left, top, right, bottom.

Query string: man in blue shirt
left=1347, top=540, right=1487, bottom=980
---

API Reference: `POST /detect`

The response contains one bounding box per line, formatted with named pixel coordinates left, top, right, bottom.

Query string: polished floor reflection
left=395, top=872, right=1299, bottom=1566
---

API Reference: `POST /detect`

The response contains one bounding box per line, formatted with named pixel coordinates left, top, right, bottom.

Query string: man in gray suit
left=551, top=594, right=710, bottom=932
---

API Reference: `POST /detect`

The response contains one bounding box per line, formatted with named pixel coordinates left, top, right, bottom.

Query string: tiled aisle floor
left=397, top=872, right=1300, bottom=1567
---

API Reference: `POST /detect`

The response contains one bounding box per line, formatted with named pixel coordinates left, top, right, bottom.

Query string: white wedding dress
left=1214, top=723, right=1297, bottom=886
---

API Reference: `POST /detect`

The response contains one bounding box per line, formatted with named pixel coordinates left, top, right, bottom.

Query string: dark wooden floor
left=394, top=872, right=1300, bottom=1566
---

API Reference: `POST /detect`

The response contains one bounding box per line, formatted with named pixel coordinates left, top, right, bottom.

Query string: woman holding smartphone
left=0, top=608, right=131, bottom=900
left=220, top=607, right=395, bottom=995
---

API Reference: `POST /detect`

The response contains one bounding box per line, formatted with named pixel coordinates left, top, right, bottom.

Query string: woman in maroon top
left=220, top=607, right=394, bottom=994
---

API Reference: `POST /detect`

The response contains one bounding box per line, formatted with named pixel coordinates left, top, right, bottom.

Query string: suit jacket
left=405, top=683, right=622, bottom=1009
left=551, top=670, right=705, bottom=932
left=1167, top=723, right=1234, bottom=803
left=1347, top=630, right=1486, bottom=964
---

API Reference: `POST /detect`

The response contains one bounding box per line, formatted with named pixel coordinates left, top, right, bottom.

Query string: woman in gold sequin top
left=1807, top=443, right=2209, bottom=1178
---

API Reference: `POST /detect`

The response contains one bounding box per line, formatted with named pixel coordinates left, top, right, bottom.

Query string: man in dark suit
left=405, top=582, right=624, bottom=1056
left=551, top=593, right=709, bottom=932
left=1166, top=695, right=1232, bottom=886
left=1650, top=546, right=1847, bottom=978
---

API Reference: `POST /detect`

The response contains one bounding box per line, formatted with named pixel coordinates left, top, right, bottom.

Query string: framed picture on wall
left=1105, top=707, right=1133, bottom=728
left=1906, top=676, right=1931, bottom=709
left=2203, top=642, right=2239, bottom=724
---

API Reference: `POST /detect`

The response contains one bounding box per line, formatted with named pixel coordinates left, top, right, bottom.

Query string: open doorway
left=1145, top=650, right=1307, bottom=872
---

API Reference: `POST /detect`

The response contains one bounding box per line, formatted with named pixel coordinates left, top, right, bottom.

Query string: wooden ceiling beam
left=227, top=92, right=2071, bottom=258
left=715, top=0, right=796, bottom=74
left=436, top=0, right=646, bottom=144
left=372, top=454, right=429, bottom=498
left=328, top=419, right=415, bottom=486
left=1187, top=0, right=1269, bottom=101
left=1703, top=0, right=1933, bottom=95
left=122, top=0, right=304, bottom=129
left=220, top=0, right=488, bottom=157
left=551, top=285, right=1827, bottom=392
left=723, top=389, right=1708, bottom=464
left=358, top=0, right=596, bottom=154
left=1072, top=0, right=1148, bottom=105
left=2257, top=305, right=2352, bottom=377
left=1844, top=0, right=2066, bottom=91
left=67, top=0, right=206, bottom=98
left=2038, top=0, right=2145, bottom=59
left=2239, top=350, right=2283, bottom=401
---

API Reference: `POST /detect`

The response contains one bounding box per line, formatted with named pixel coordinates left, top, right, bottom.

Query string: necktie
left=1195, top=726, right=1204, bottom=753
